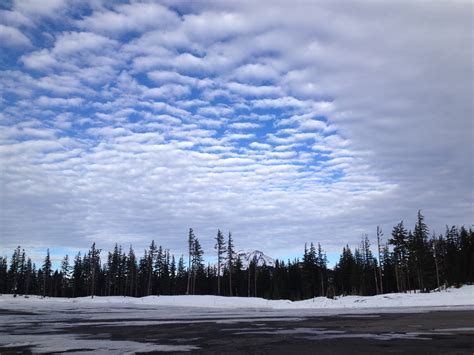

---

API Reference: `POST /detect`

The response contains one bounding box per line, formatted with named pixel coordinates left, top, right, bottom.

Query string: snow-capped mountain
left=236, top=250, right=275, bottom=268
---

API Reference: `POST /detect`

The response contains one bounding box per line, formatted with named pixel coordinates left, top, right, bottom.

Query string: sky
left=0, top=0, right=472, bottom=266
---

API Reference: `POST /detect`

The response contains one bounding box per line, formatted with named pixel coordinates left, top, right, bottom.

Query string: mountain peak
left=236, top=250, right=275, bottom=268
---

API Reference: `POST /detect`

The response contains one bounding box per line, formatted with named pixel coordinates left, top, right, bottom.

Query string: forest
left=1, top=211, right=473, bottom=300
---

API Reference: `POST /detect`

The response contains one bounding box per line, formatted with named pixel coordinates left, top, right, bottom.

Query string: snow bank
left=1, top=285, right=473, bottom=310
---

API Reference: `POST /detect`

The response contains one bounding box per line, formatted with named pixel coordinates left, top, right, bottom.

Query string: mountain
left=236, top=250, right=275, bottom=268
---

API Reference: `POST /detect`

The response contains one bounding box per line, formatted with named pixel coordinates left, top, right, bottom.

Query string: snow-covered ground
left=1, top=285, right=473, bottom=311
left=0, top=286, right=473, bottom=353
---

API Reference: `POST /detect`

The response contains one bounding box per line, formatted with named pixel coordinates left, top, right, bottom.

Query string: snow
left=1, top=287, right=473, bottom=353
left=237, top=250, right=275, bottom=268
left=0, top=285, right=473, bottom=311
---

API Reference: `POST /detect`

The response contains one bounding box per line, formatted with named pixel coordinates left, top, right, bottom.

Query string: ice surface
left=0, top=334, right=199, bottom=353
left=0, top=287, right=473, bottom=353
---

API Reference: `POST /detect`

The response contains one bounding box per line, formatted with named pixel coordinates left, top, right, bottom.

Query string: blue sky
left=0, top=0, right=472, bottom=267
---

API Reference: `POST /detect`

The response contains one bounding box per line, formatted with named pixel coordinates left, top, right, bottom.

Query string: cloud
left=229, top=122, right=261, bottom=130
left=0, top=0, right=471, bottom=265
left=52, top=31, right=117, bottom=55
left=0, top=9, right=33, bottom=27
left=232, top=63, right=280, bottom=84
left=21, top=49, right=57, bottom=70
left=76, top=3, right=180, bottom=35
left=36, top=96, right=84, bottom=106
left=0, top=24, right=32, bottom=47
left=13, top=0, right=66, bottom=18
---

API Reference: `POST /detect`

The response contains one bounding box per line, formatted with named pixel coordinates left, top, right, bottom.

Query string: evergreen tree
left=170, top=255, right=176, bottom=295
left=177, top=255, right=186, bottom=294
left=227, top=232, right=235, bottom=296
left=192, top=238, right=204, bottom=294
left=8, top=247, right=21, bottom=295
left=413, top=210, right=430, bottom=291
left=389, top=221, right=409, bottom=292
left=72, top=252, right=83, bottom=297
left=186, top=228, right=195, bottom=295
left=87, top=243, right=101, bottom=298
left=61, top=255, right=71, bottom=297
left=126, top=246, right=138, bottom=297
left=24, top=258, right=33, bottom=295
left=316, top=243, right=327, bottom=296
left=42, top=249, right=52, bottom=297
left=214, top=229, right=226, bottom=295
left=0, top=257, right=8, bottom=294
left=376, top=226, right=384, bottom=294
left=147, top=241, right=157, bottom=295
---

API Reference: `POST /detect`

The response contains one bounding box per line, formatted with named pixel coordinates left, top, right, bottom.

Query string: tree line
left=1, top=211, right=473, bottom=300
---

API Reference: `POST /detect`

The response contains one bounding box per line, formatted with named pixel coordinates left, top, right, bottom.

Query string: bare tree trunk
left=394, top=258, right=400, bottom=292
left=254, top=264, right=257, bottom=297
left=229, top=267, right=232, bottom=296
left=433, top=242, right=441, bottom=290
left=91, top=264, right=95, bottom=299
left=320, top=270, right=324, bottom=296
left=247, top=264, right=251, bottom=297
left=186, top=254, right=191, bottom=295
left=186, top=269, right=191, bottom=295
left=373, top=262, right=379, bottom=295
left=217, top=261, right=220, bottom=296
left=376, top=230, right=384, bottom=294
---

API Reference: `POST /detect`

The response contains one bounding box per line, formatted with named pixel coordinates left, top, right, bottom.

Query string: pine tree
left=177, top=255, right=186, bottom=294
left=8, top=246, right=21, bottom=295
left=147, top=241, right=157, bottom=295
left=126, top=246, right=137, bottom=297
left=389, top=221, right=409, bottom=292
left=192, top=238, right=204, bottom=294
left=302, top=243, right=317, bottom=298
left=88, top=243, right=101, bottom=298
left=42, top=249, right=52, bottom=297
left=316, top=243, right=327, bottom=296
left=227, top=232, right=235, bottom=296
left=24, top=258, right=33, bottom=295
left=186, top=228, right=195, bottom=295
left=170, top=255, right=176, bottom=295
left=413, top=210, right=430, bottom=291
left=18, top=249, right=26, bottom=295
left=0, top=257, right=8, bottom=294
left=72, top=252, right=83, bottom=297
left=61, top=255, right=71, bottom=297
left=214, top=229, right=226, bottom=295
left=376, top=226, right=384, bottom=294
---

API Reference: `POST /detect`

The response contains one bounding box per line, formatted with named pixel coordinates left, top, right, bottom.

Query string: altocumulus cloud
left=0, top=0, right=472, bottom=262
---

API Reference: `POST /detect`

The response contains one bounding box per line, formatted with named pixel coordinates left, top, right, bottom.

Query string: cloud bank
left=0, top=0, right=472, bottom=261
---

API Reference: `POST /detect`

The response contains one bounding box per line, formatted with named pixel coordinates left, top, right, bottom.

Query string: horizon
left=1, top=1, right=472, bottom=268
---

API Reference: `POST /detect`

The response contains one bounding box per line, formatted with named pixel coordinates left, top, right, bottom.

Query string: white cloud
left=182, top=11, right=253, bottom=43
left=21, top=49, right=57, bottom=70
left=229, top=122, right=261, bottom=130
left=36, top=96, right=84, bottom=106
left=0, top=0, right=471, bottom=263
left=0, top=9, right=33, bottom=27
left=52, top=31, right=117, bottom=55
left=0, top=24, right=31, bottom=47
left=77, top=3, right=180, bottom=35
left=232, top=63, right=280, bottom=83
left=14, top=0, right=66, bottom=17
left=249, top=142, right=271, bottom=150
left=226, top=82, right=282, bottom=97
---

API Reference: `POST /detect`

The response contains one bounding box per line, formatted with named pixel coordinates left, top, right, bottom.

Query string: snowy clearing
left=1, top=285, right=473, bottom=312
